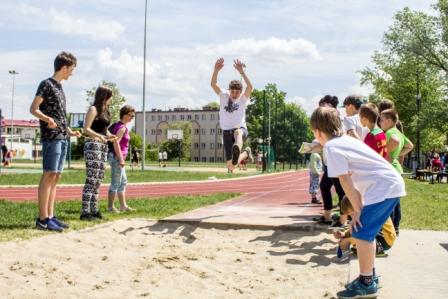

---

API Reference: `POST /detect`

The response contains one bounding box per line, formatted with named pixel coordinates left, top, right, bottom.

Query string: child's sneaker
left=345, top=275, right=380, bottom=289
left=245, top=147, right=254, bottom=163
left=51, top=216, right=69, bottom=229
left=337, top=280, right=377, bottom=298
left=80, top=212, right=93, bottom=221
left=91, top=211, right=103, bottom=220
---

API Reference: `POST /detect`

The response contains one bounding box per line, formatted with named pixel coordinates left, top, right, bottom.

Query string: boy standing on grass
left=29, top=51, right=81, bottom=232
left=310, top=106, right=406, bottom=298
left=211, top=57, right=253, bottom=172
left=379, top=109, right=414, bottom=236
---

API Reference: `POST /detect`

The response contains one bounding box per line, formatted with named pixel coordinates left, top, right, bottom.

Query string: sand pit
left=0, top=219, right=347, bottom=299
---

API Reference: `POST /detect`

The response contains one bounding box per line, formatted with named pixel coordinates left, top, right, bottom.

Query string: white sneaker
left=245, top=147, right=254, bottom=163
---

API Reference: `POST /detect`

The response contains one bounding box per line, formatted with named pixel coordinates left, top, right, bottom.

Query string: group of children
left=307, top=95, right=413, bottom=298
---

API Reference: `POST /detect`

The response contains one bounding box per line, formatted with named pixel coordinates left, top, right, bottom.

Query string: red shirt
left=363, top=127, right=387, bottom=159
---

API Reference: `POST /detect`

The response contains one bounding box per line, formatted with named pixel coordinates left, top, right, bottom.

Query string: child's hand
left=350, top=210, right=363, bottom=232
left=333, top=231, right=343, bottom=239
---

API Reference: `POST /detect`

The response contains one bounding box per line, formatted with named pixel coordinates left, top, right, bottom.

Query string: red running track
left=0, top=171, right=310, bottom=202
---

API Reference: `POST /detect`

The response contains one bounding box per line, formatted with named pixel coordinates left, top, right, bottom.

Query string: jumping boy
left=310, top=106, right=406, bottom=298
left=211, top=58, right=253, bottom=172
left=29, top=51, right=81, bottom=231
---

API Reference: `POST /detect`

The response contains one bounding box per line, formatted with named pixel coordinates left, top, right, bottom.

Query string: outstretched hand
left=233, top=59, right=246, bottom=74
left=214, top=58, right=224, bottom=71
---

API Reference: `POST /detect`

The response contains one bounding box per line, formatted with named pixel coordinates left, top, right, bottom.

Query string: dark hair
left=120, top=105, right=135, bottom=119
left=343, top=95, right=364, bottom=109
left=318, top=95, right=339, bottom=108
left=229, top=80, right=243, bottom=91
left=54, top=51, right=77, bottom=72
left=341, top=196, right=353, bottom=214
left=93, top=86, right=112, bottom=120
left=378, top=99, right=395, bottom=113
left=359, top=103, right=379, bottom=124
left=380, top=109, right=398, bottom=124
left=310, top=106, right=343, bottom=137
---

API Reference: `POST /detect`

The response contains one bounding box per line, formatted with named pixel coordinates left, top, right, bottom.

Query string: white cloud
left=288, top=95, right=322, bottom=116
left=196, top=37, right=321, bottom=62
left=17, top=3, right=125, bottom=42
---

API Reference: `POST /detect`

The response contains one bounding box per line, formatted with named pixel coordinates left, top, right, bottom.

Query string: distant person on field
left=163, top=150, right=167, bottom=167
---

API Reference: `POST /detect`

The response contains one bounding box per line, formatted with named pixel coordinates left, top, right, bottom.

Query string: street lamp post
left=416, top=69, right=421, bottom=168
left=8, top=70, right=18, bottom=161
left=141, top=0, right=148, bottom=171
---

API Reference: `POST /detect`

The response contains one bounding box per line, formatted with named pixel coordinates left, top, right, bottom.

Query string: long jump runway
left=0, top=171, right=324, bottom=229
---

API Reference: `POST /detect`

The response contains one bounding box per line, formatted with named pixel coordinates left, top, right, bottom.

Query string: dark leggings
left=390, top=200, right=401, bottom=233
left=320, top=165, right=345, bottom=211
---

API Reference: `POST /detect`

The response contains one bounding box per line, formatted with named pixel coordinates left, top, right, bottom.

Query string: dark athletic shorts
left=223, top=127, right=248, bottom=161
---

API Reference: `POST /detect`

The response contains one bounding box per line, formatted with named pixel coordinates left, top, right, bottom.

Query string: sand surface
left=0, top=219, right=347, bottom=299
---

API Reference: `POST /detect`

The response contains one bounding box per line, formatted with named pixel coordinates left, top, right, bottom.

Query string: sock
left=372, top=267, right=376, bottom=277
left=359, top=274, right=373, bottom=286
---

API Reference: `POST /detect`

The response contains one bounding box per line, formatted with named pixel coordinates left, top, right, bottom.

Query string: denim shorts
left=42, top=139, right=67, bottom=173
left=108, top=152, right=127, bottom=192
left=352, top=198, right=400, bottom=242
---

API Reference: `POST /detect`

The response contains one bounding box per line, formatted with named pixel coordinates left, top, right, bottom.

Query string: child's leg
left=355, top=238, right=376, bottom=276
left=339, top=238, right=351, bottom=251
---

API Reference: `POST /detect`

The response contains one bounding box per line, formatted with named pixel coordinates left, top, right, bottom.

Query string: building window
left=201, top=128, right=206, bottom=135
left=180, top=115, right=185, bottom=120
left=158, top=115, right=162, bottom=121
left=151, top=115, right=155, bottom=121
left=210, top=114, right=215, bottom=120
left=202, top=157, right=207, bottom=162
left=195, top=114, right=199, bottom=120
left=187, top=114, right=192, bottom=120
left=217, top=129, right=222, bottom=135
left=171, top=115, right=176, bottom=121
left=202, top=114, right=206, bottom=120
left=217, top=143, right=222, bottom=149
left=151, top=129, right=156, bottom=135
left=194, top=157, right=199, bottom=162
left=194, top=143, right=199, bottom=149
left=209, top=157, right=215, bottom=163
left=217, top=157, right=223, bottom=163
left=201, top=143, right=206, bottom=149
left=210, top=128, right=216, bottom=135
left=165, top=115, right=169, bottom=120
left=194, top=128, right=200, bottom=135
left=210, top=143, right=214, bottom=149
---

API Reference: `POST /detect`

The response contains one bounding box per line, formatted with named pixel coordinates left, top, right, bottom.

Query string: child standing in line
left=308, top=152, right=322, bottom=204
left=343, top=95, right=369, bottom=141
left=359, top=103, right=388, bottom=159
left=311, top=106, right=406, bottom=298
left=379, top=109, right=414, bottom=235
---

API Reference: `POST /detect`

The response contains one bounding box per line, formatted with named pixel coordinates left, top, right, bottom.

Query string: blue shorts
left=352, top=198, right=400, bottom=242
left=42, top=139, right=67, bottom=173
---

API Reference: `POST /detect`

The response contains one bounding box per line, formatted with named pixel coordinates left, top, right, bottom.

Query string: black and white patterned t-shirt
left=35, top=78, right=68, bottom=141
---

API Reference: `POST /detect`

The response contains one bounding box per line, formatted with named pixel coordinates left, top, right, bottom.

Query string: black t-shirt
left=35, top=78, right=68, bottom=141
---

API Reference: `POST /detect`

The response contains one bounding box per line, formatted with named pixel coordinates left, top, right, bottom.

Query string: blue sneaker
left=345, top=275, right=379, bottom=289
left=51, top=216, right=69, bottom=229
left=36, top=218, right=63, bottom=232
left=337, top=280, right=377, bottom=298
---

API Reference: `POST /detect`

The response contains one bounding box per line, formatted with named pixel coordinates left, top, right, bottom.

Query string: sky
left=0, top=0, right=435, bottom=121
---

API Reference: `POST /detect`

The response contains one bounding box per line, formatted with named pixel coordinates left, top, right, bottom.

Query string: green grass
left=400, top=179, right=448, bottom=231
left=0, top=193, right=239, bottom=242
left=0, top=169, right=250, bottom=185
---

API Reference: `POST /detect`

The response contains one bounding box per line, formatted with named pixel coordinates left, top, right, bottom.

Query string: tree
left=246, top=83, right=311, bottom=164
left=204, top=102, right=220, bottom=109
left=86, top=81, right=126, bottom=123
left=360, top=2, right=448, bottom=152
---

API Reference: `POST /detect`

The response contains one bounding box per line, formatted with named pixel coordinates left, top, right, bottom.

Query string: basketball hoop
left=167, top=129, right=183, bottom=141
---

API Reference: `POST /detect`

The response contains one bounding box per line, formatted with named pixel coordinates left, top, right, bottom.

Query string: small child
left=359, top=103, right=388, bottom=159
left=334, top=196, right=397, bottom=257
left=343, top=95, right=369, bottom=141
left=310, top=106, right=406, bottom=298
left=308, top=152, right=322, bottom=204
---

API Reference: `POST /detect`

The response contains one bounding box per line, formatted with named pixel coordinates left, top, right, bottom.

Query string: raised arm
left=233, top=59, right=253, bottom=98
left=211, top=58, right=224, bottom=95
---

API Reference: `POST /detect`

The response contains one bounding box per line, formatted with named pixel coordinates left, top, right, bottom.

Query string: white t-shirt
left=219, top=90, right=249, bottom=130
left=324, top=135, right=406, bottom=206
left=343, top=114, right=368, bottom=141
left=158, top=152, right=162, bottom=160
